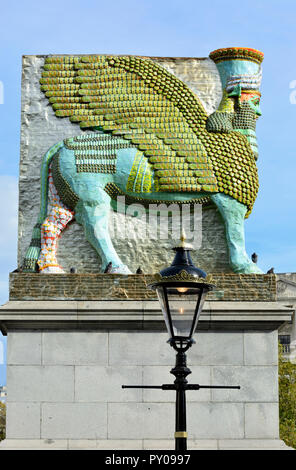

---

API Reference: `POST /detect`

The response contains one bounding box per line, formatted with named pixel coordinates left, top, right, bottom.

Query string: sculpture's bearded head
left=207, top=47, right=264, bottom=160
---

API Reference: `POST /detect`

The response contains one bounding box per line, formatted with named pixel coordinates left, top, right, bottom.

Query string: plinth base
left=0, top=298, right=293, bottom=447
left=0, top=438, right=293, bottom=450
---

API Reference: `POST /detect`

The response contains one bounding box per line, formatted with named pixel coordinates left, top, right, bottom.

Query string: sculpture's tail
left=22, top=141, right=64, bottom=272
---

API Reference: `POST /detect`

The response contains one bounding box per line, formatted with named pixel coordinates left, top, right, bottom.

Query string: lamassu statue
left=23, top=47, right=264, bottom=274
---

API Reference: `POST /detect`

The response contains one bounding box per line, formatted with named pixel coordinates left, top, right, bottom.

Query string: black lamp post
left=122, top=233, right=240, bottom=451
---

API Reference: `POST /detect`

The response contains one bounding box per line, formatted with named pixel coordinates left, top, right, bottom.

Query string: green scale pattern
left=41, top=55, right=259, bottom=216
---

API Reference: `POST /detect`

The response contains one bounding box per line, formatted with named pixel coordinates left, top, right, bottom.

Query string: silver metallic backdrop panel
left=19, top=55, right=230, bottom=274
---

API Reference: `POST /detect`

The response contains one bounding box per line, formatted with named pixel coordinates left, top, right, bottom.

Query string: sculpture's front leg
left=211, top=193, right=263, bottom=274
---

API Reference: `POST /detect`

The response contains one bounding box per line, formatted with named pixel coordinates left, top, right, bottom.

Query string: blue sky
left=1, top=0, right=296, bottom=384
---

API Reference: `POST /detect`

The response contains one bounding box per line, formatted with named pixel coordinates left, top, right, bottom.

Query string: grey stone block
left=42, top=331, right=108, bottom=365
left=143, top=440, right=175, bottom=450
left=109, top=332, right=172, bottom=366
left=0, top=439, right=68, bottom=450
left=7, top=365, right=74, bottom=402
left=187, top=403, right=244, bottom=439
left=41, top=403, right=107, bottom=439
left=212, top=366, right=278, bottom=402
left=244, top=331, right=278, bottom=365
left=189, top=440, right=219, bottom=450
left=142, top=366, right=211, bottom=402
left=245, top=403, right=279, bottom=439
left=108, top=403, right=174, bottom=439
left=6, top=403, right=41, bottom=439
left=143, top=439, right=219, bottom=450
left=218, top=439, right=292, bottom=450
left=69, top=440, right=143, bottom=450
left=75, top=366, right=142, bottom=402
left=189, top=332, right=244, bottom=365
left=7, top=332, right=41, bottom=365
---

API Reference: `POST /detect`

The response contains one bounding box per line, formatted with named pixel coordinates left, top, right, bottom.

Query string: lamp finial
left=175, top=228, right=193, bottom=250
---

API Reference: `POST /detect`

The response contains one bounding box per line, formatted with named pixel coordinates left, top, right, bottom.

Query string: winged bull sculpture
left=23, top=47, right=264, bottom=274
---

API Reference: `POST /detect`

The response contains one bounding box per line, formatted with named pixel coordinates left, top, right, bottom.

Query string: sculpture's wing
left=41, top=55, right=218, bottom=193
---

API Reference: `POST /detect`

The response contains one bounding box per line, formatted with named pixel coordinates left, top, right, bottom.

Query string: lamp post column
left=171, top=349, right=191, bottom=451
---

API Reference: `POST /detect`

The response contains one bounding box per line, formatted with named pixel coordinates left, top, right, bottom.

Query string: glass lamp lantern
left=149, top=233, right=215, bottom=351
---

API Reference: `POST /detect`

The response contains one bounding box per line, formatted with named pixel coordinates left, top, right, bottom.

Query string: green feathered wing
left=41, top=55, right=258, bottom=216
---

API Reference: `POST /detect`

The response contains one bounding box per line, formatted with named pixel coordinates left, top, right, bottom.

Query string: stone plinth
left=9, top=273, right=276, bottom=302
left=0, top=290, right=293, bottom=450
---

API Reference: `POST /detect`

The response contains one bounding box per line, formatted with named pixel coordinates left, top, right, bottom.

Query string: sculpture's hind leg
left=75, top=189, right=131, bottom=274
left=38, top=167, right=74, bottom=273
left=38, top=205, right=74, bottom=273
left=211, top=193, right=263, bottom=274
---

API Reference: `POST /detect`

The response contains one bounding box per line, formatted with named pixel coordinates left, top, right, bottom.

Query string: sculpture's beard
left=233, top=103, right=259, bottom=159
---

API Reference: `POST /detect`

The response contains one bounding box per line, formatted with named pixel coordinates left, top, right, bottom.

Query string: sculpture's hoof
left=40, top=265, right=65, bottom=273
left=110, top=264, right=132, bottom=274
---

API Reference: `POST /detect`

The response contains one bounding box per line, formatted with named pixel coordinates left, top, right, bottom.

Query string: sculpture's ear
left=206, top=89, right=235, bottom=133
left=206, top=111, right=234, bottom=133
left=227, top=83, right=242, bottom=98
